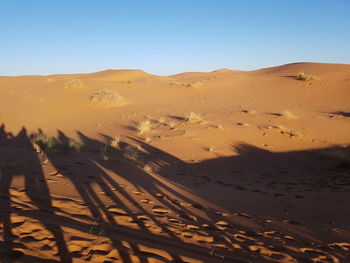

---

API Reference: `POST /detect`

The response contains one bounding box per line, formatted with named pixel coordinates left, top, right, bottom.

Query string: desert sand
left=0, top=62, right=349, bottom=262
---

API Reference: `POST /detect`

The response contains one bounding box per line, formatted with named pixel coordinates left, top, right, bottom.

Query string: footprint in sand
left=186, top=224, right=200, bottom=230
left=299, top=247, right=340, bottom=263
left=283, top=219, right=302, bottom=226
left=136, top=215, right=151, bottom=222
left=152, top=206, right=169, bottom=215
left=178, top=212, right=197, bottom=222
left=329, top=242, right=350, bottom=251
left=235, top=212, right=252, bottom=218
left=249, top=245, right=295, bottom=262
left=107, top=207, right=128, bottom=215
left=215, top=220, right=231, bottom=230
left=68, top=244, right=83, bottom=254
left=154, top=192, right=165, bottom=199
left=99, top=191, right=110, bottom=196
left=41, top=244, right=53, bottom=251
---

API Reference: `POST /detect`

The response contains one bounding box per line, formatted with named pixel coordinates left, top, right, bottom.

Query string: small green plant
left=137, top=120, right=151, bottom=134
left=296, top=72, right=314, bottom=81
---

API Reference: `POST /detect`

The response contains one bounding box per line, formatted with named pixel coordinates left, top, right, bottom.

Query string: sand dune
left=0, top=62, right=349, bottom=262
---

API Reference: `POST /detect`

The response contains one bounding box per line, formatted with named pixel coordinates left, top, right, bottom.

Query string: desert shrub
left=296, top=72, right=314, bottom=81
left=90, top=89, right=124, bottom=105
left=122, top=145, right=147, bottom=165
left=31, top=133, right=57, bottom=153
left=55, top=139, right=82, bottom=154
left=187, top=112, right=203, bottom=123
left=64, top=79, right=84, bottom=89
left=100, top=144, right=120, bottom=161
left=31, top=134, right=81, bottom=154
left=280, top=110, right=298, bottom=119
left=137, top=120, right=151, bottom=134
left=109, top=135, right=120, bottom=148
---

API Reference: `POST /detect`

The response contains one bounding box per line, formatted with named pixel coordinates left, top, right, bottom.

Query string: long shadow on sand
left=1, top=124, right=350, bottom=262
left=0, top=125, right=71, bottom=262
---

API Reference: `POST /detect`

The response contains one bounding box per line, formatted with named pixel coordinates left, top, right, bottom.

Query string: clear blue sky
left=1, top=0, right=349, bottom=76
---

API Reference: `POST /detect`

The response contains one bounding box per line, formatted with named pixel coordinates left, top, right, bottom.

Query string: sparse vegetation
left=109, top=135, right=120, bottom=148
left=64, top=79, right=84, bottom=89
left=122, top=145, right=145, bottom=165
left=187, top=112, right=203, bottom=123
left=280, top=110, right=298, bottom=119
left=100, top=144, right=119, bottom=161
left=90, top=89, right=124, bottom=105
left=31, top=134, right=81, bottom=154
left=137, top=120, right=151, bottom=134
left=31, top=133, right=56, bottom=153
left=296, top=72, right=315, bottom=81
left=55, top=139, right=82, bottom=154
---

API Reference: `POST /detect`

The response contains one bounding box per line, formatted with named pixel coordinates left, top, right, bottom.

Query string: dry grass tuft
left=296, top=72, right=315, bottom=81
left=280, top=110, right=298, bottom=119
left=137, top=120, right=151, bottom=134
left=187, top=112, right=203, bottom=123
left=31, top=134, right=81, bottom=154
left=122, top=145, right=145, bottom=164
left=64, top=79, right=84, bottom=89
left=109, top=135, right=121, bottom=148
left=90, top=89, right=124, bottom=105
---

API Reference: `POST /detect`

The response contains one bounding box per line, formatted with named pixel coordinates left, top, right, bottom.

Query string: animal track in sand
left=299, top=247, right=340, bottom=263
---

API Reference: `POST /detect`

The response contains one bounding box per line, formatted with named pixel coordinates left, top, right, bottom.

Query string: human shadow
left=41, top=130, right=253, bottom=262
left=0, top=125, right=71, bottom=262
left=2, top=123, right=349, bottom=262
